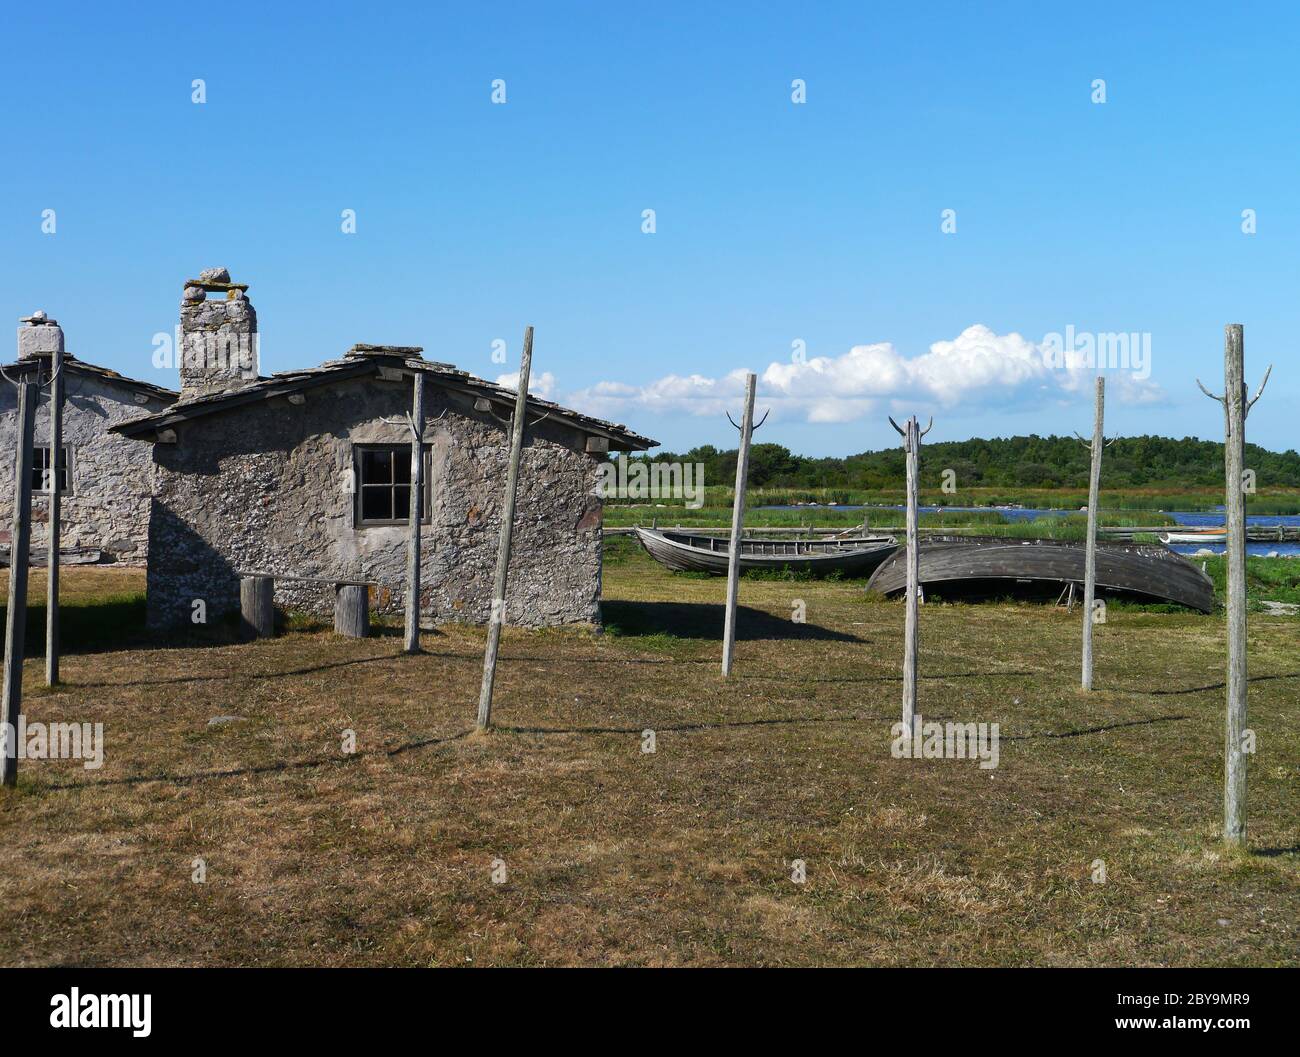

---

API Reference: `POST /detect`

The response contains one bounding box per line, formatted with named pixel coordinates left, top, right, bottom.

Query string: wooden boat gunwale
left=633, top=527, right=898, bottom=577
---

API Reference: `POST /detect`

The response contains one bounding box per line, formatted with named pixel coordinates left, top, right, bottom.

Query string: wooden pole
left=2, top=383, right=37, bottom=787
left=1081, top=376, right=1104, bottom=691
left=721, top=372, right=756, bottom=677
left=902, top=417, right=920, bottom=733
left=1223, top=326, right=1248, bottom=847
left=45, top=344, right=64, bottom=686
left=404, top=372, right=426, bottom=654
left=889, top=414, right=931, bottom=734
left=477, top=326, right=533, bottom=730
left=1197, top=324, right=1270, bottom=848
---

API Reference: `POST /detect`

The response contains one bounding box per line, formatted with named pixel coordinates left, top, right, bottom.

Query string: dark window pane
left=393, top=452, right=411, bottom=485
left=31, top=448, right=46, bottom=491
left=393, top=486, right=411, bottom=521
left=361, top=487, right=392, bottom=522
left=30, top=447, right=69, bottom=493
left=361, top=449, right=392, bottom=485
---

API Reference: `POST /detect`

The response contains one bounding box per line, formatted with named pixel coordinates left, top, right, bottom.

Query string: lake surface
left=757, top=505, right=1300, bottom=557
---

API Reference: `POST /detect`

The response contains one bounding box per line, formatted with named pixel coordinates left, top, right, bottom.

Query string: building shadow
left=600, top=600, right=863, bottom=643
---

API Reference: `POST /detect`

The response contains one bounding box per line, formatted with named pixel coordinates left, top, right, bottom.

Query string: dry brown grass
left=0, top=550, right=1296, bottom=966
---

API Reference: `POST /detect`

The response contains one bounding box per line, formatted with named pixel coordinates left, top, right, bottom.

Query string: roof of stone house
left=2, top=352, right=178, bottom=403
left=111, top=345, right=657, bottom=451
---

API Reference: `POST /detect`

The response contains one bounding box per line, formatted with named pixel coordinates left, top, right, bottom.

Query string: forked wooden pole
left=889, top=413, right=932, bottom=734
left=1080, top=376, right=1105, bottom=690
left=1197, top=323, right=1271, bottom=848
left=477, top=327, right=534, bottom=730
left=404, top=372, right=426, bottom=654
left=2, top=383, right=37, bottom=787
left=45, top=343, right=64, bottom=685
left=721, top=373, right=756, bottom=677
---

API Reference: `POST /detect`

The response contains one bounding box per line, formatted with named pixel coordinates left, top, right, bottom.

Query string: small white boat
left=1160, top=529, right=1227, bottom=545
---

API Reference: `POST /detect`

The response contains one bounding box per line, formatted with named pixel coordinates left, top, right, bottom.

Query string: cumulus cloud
left=496, top=370, right=557, bottom=400
left=566, top=325, right=1162, bottom=424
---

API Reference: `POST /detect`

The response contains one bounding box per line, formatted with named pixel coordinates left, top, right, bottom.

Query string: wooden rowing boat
left=633, top=528, right=898, bottom=577
left=1160, top=529, right=1227, bottom=545
left=864, top=535, right=1215, bottom=612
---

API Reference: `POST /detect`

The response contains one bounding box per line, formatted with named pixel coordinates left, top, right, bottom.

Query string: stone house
left=1, top=314, right=177, bottom=565
left=113, top=272, right=655, bottom=630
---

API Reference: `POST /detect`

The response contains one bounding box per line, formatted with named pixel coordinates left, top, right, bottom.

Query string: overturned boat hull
left=634, top=528, right=897, bottom=577
left=864, top=535, right=1215, bottom=612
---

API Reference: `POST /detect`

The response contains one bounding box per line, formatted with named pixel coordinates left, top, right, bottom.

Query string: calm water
left=758, top=505, right=1300, bottom=557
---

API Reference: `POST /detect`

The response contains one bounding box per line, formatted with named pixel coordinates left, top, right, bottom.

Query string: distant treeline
left=632, top=435, right=1300, bottom=490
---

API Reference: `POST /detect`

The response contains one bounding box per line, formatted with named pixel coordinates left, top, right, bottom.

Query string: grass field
left=0, top=550, right=1296, bottom=967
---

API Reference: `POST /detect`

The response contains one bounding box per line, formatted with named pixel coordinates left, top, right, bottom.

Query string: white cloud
left=565, top=325, right=1163, bottom=424
left=496, top=370, right=557, bottom=400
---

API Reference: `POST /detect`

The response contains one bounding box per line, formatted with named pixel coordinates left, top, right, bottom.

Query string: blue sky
left=2, top=1, right=1295, bottom=456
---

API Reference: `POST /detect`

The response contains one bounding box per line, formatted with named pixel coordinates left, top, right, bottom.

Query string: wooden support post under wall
left=2, top=383, right=37, bottom=787
left=239, top=575, right=275, bottom=639
left=889, top=413, right=932, bottom=735
left=721, top=373, right=757, bottom=677
left=1198, top=324, right=1271, bottom=848
left=477, top=326, right=534, bottom=730
left=404, top=372, right=426, bottom=654
left=1080, top=376, right=1105, bottom=691
left=45, top=343, right=64, bottom=686
left=334, top=583, right=370, bottom=638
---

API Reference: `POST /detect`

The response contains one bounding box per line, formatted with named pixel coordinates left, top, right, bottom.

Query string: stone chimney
left=179, top=267, right=258, bottom=399
left=16, top=310, right=64, bottom=360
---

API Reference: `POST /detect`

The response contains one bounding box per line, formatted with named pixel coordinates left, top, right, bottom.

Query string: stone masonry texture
left=143, top=374, right=606, bottom=630
left=0, top=367, right=174, bottom=563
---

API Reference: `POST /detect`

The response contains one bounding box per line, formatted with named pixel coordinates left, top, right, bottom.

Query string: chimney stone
left=179, top=270, right=258, bottom=399
left=17, top=312, right=64, bottom=359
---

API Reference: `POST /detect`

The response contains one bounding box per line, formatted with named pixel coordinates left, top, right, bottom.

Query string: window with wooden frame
left=353, top=444, right=431, bottom=527
left=31, top=446, right=72, bottom=494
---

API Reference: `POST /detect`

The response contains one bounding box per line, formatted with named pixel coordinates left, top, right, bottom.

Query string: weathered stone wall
left=0, top=370, right=172, bottom=564
left=143, top=375, right=605, bottom=629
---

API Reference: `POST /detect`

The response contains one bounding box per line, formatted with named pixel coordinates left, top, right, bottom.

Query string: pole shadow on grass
left=36, top=710, right=1197, bottom=793
left=39, top=728, right=476, bottom=791
left=1140, top=672, right=1300, bottom=695
left=71, top=651, right=411, bottom=689
left=600, top=600, right=863, bottom=642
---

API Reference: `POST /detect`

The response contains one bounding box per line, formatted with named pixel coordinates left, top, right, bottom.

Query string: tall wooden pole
left=1081, top=376, right=1105, bottom=691
left=889, top=414, right=931, bottom=734
left=721, top=373, right=756, bottom=677
left=2, top=383, right=37, bottom=787
left=1222, top=326, right=1248, bottom=847
left=477, top=327, right=533, bottom=730
left=403, top=372, right=426, bottom=654
left=45, top=345, right=64, bottom=685
left=1198, top=324, right=1270, bottom=848
left=901, top=417, right=920, bottom=732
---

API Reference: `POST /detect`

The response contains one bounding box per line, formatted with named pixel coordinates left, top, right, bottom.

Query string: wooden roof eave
left=1, top=357, right=178, bottom=403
